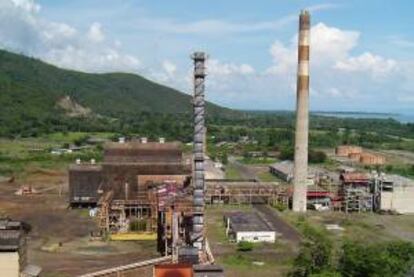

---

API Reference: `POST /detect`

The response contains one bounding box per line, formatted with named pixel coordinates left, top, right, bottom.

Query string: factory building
left=69, top=164, right=102, bottom=205
left=380, top=175, right=414, bottom=214
left=69, top=139, right=193, bottom=253
left=69, top=140, right=191, bottom=206
left=0, top=219, right=41, bottom=277
left=269, top=160, right=321, bottom=184
left=224, top=212, right=276, bottom=243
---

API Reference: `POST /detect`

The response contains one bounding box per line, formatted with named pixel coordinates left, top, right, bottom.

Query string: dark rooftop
left=0, top=229, right=22, bottom=251
left=103, top=141, right=183, bottom=164
left=225, top=212, right=274, bottom=232
left=0, top=218, right=22, bottom=230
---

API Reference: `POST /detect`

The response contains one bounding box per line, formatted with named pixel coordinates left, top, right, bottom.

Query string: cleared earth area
left=0, top=169, right=158, bottom=277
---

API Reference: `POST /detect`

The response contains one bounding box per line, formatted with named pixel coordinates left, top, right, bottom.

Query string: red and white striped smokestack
left=292, top=10, right=310, bottom=212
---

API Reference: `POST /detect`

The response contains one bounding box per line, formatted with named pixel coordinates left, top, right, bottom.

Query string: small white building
left=224, top=212, right=276, bottom=243
left=380, top=175, right=414, bottom=214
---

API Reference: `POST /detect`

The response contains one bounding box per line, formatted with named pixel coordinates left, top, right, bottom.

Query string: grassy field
left=257, top=171, right=280, bottom=182
left=225, top=164, right=243, bottom=179
left=0, top=133, right=106, bottom=180
left=238, top=157, right=278, bottom=165
left=279, top=210, right=414, bottom=243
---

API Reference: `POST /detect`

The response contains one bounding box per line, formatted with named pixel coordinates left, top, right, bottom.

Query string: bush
left=280, top=147, right=294, bottom=160
left=290, top=223, right=333, bottom=277
left=273, top=202, right=287, bottom=212
left=237, top=241, right=254, bottom=252
left=309, top=150, right=327, bottom=163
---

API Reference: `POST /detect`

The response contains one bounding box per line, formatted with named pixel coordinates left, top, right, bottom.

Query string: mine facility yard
left=0, top=166, right=159, bottom=276
left=1, top=135, right=414, bottom=276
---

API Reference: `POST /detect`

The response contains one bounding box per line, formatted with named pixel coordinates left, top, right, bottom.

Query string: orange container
left=154, top=263, right=193, bottom=277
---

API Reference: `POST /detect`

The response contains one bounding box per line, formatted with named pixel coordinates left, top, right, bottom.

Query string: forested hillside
left=0, top=49, right=238, bottom=137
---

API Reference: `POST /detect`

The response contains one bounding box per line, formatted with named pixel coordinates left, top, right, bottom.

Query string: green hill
left=0, top=49, right=238, bottom=137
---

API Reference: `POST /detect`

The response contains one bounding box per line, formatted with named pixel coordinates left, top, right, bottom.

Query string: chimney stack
left=292, top=10, right=310, bottom=212
left=191, top=52, right=207, bottom=250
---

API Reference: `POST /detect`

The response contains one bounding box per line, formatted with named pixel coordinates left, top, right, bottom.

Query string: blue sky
left=1, top=0, right=413, bottom=113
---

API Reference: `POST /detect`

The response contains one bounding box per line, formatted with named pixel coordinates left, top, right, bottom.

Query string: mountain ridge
left=0, top=49, right=238, bottom=121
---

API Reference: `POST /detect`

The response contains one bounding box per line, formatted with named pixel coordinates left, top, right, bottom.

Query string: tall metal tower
left=293, top=10, right=310, bottom=212
left=191, top=52, right=207, bottom=250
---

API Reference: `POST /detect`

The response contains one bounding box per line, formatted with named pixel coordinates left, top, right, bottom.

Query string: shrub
left=309, top=150, right=327, bottom=163
left=237, top=241, right=254, bottom=252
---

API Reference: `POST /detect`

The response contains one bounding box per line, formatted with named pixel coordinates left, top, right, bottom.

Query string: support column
left=192, top=52, right=207, bottom=250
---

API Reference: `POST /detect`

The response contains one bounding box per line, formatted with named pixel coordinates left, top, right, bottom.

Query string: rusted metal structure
left=339, top=172, right=373, bottom=212
left=191, top=52, right=207, bottom=251
left=205, top=180, right=287, bottom=206
left=69, top=164, right=102, bottom=206
left=69, top=140, right=193, bottom=245
left=69, top=141, right=191, bottom=206
left=101, top=142, right=190, bottom=200
left=359, top=153, right=386, bottom=165
left=293, top=10, right=311, bottom=212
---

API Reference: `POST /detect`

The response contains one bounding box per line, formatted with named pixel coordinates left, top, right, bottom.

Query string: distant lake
left=313, top=112, right=414, bottom=123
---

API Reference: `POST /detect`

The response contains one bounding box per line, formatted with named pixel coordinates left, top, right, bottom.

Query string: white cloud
left=268, top=23, right=361, bottom=75
left=388, top=35, right=414, bottom=48
left=162, top=60, right=177, bottom=77
left=335, top=52, right=396, bottom=77
left=306, top=3, right=341, bottom=12
left=208, top=59, right=255, bottom=76
left=264, top=22, right=401, bottom=106
left=131, top=3, right=338, bottom=37
left=0, top=0, right=412, bottom=111
left=0, top=0, right=141, bottom=73
left=11, top=0, right=40, bottom=13
left=87, top=22, right=105, bottom=43
left=134, top=17, right=296, bottom=36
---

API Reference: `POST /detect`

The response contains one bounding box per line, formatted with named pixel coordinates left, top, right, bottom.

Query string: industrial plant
left=1, top=8, right=414, bottom=277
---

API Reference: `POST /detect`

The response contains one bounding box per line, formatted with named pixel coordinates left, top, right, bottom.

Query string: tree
left=339, top=241, right=414, bottom=277
left=290, top=224, right=333, bottom=277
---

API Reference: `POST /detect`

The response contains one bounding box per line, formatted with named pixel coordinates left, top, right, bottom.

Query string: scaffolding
left=96, top=190, right=158, bottom=235
left=342, top=187, right=373, bottom=213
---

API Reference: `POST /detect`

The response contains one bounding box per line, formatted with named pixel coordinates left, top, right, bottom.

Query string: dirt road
left=254, top=204, right=301, bottom=245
